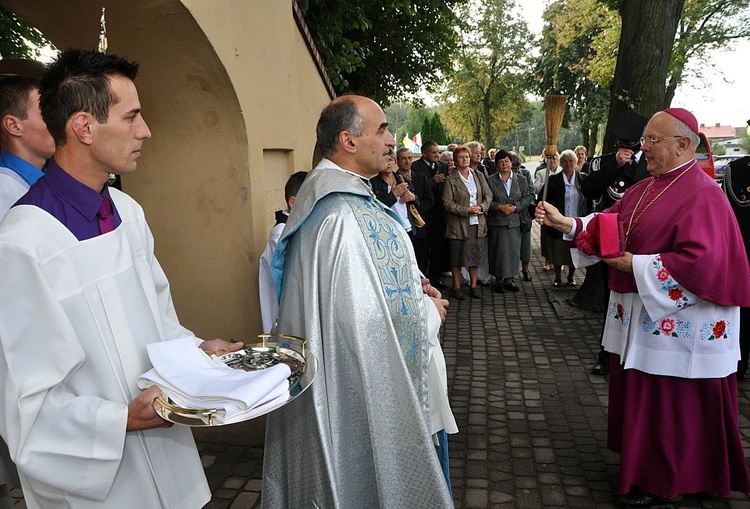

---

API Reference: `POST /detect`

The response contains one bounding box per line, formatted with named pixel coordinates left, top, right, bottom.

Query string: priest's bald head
left=641, top=108, right=700, bottom=176
left=316, top=95, right=396, bottom=179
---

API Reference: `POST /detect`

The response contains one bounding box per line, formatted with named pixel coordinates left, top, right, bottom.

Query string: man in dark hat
left=582, top=109, right=649, bottom=212
left=581, top=110, right=649, bottom=375
left=722, top=152, right=750, bottom=380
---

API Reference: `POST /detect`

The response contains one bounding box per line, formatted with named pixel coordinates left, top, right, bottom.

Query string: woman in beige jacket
left=442, top=145, right=492, bottom=300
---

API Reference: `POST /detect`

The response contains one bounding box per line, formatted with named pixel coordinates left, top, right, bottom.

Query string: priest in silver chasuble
left=263, top=96, right=454, bottom=509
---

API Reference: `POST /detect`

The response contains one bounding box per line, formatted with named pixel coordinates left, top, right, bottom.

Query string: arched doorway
left=1, top=0, right=332, bottom=339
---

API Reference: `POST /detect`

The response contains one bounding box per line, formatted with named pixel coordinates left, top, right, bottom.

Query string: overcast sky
left=519, top=0, right=749, bottom=128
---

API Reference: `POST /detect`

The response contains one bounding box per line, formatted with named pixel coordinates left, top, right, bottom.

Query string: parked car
left=696, top=132, right=715, bottom=179
left=714, top=155, right=744, bottom=182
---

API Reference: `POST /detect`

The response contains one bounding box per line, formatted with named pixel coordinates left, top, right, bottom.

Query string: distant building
left=701, top=123, right=747, bottom=155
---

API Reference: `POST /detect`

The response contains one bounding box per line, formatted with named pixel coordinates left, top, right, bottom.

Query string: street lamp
left=515, top=126, right=534, bottom=155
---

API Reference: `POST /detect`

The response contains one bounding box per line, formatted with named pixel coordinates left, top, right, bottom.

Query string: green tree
left=740, top=132, right=750, bottom=154
left=532, top=0, right=615, bottom=154
left=404, top=108, right=432, bottom=139
left=496, top=102, right=543, bottom=155
left=440, top=0, right=533, bottom=148
left=665, top=0, right=750, bottom=107
left=604, top=0, right=685, bottom=151
left=385, top=102, right=412, bottom=146
left=420, top=115, right=434, bottom=144
left=535, top=0, right=750, bottom=153
left=431, top=113, right=449, bottom=144
left=298, top=0, right=468, bottom=104
left=0, top=7, right=50, bottom=59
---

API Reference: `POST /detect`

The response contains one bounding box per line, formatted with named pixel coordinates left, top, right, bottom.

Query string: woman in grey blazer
left=510, top=151, right=535, bottom=282
left=443, top=145, right=492, bottom=300
left=486, top=150, right=534, bottom=293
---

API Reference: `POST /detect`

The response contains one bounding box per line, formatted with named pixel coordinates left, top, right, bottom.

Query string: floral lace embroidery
left=698, top=320, right=731, bottom=341
left=642, top=313, right=691, bottom=338
left=607, top=301, right=630, bottom=327
left=651, top=256, right=690, bottom=309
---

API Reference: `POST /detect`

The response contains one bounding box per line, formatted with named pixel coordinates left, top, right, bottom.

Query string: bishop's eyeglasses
left=639, top=135, right=682, bottom=146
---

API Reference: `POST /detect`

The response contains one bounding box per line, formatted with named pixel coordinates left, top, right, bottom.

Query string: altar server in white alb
left=0, top=70, right=56, bottom=509
left=0, top=74, right=55, bottom=214
left=258, top=170, right=307, bottom=333
left=0, top=48, right=241, bottom=508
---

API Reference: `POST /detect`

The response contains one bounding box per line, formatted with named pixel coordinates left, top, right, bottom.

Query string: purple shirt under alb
left=14, top=160, right=122, bottom=241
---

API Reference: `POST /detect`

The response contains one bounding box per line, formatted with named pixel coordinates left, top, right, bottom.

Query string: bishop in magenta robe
left=539, top=108, right=750, bottom=504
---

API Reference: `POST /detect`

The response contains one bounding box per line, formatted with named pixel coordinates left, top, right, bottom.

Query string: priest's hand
left=199, top=338, right=245, bottom=355
left=429, top=296, right=449, bottom=323
left=536, top=201, right=573, bottom=234
left=603, top=252, right=633, bottom=273
left=422, top=277, right=442, bottom=299
left=128, top=385, right=173, bottom=431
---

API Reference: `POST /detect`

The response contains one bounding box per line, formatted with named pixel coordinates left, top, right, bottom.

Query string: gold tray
left=154, top=334, right=316, bottom=426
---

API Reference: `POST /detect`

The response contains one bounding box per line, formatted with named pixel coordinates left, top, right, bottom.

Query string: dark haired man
left=412, top=140, right=450, bottom=288
left=0, top=75, right=55, bottom=214
left=0, top=49, right=240, bottom=508
left=0, top=72, right=55, bottom=509
left=396, top=146, right=433, bottom=273
left=263, top=95, right=454, bottom=508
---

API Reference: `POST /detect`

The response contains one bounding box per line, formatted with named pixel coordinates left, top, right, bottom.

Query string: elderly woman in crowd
left=486, top=150, right=534, bottom=293
left=540, top=149, right=589, bottom=286
left=370, top=148, right=418, bottom=234
left=440, top=150, right=455, bottom=174
left=465, top=141, right=488, bottom=176
left=443, top=145, right=491, bottom=300
left=510, top=151, right=535, bottom=282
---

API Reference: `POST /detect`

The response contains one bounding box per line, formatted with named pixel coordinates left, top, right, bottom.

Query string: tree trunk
left=603, top=0, right=685, bottom=153
left=589, top=123, right=599, bottom=155
left=482, top=91, right=493, bottom=148
left=663, top=65, right=684, bottom=108
left=582, top=127, right=591, bottom=153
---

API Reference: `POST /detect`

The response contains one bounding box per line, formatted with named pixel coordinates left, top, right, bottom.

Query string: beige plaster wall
left=1, top=0, right=332, bottom=340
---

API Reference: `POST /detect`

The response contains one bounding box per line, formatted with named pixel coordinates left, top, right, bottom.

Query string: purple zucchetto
left=662, top=108, right=699, bottom=135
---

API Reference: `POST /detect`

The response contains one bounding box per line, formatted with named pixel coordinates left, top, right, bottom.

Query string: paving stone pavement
left=11, top=225, right=750, bottom=508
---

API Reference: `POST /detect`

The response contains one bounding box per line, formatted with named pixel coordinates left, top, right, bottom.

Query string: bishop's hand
left=536, top=201, right=573, bottom=234
left=603, top=252, right=634, bottom=273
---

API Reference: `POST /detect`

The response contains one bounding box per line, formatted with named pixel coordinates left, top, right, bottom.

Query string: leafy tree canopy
left=298, top=0, right=468, bottom=104
left=534, top=0, right=750, bottom=152
left=0, top=7, right=49, bottom=60
left=665, top=0, right=750, bottom=106
left=440, top=0, right=533, bottom=148
left=531, top=0, right=615, bottom=153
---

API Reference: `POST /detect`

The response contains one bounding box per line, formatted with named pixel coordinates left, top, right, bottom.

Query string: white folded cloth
left=138, top=336, right=291, bottom=424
